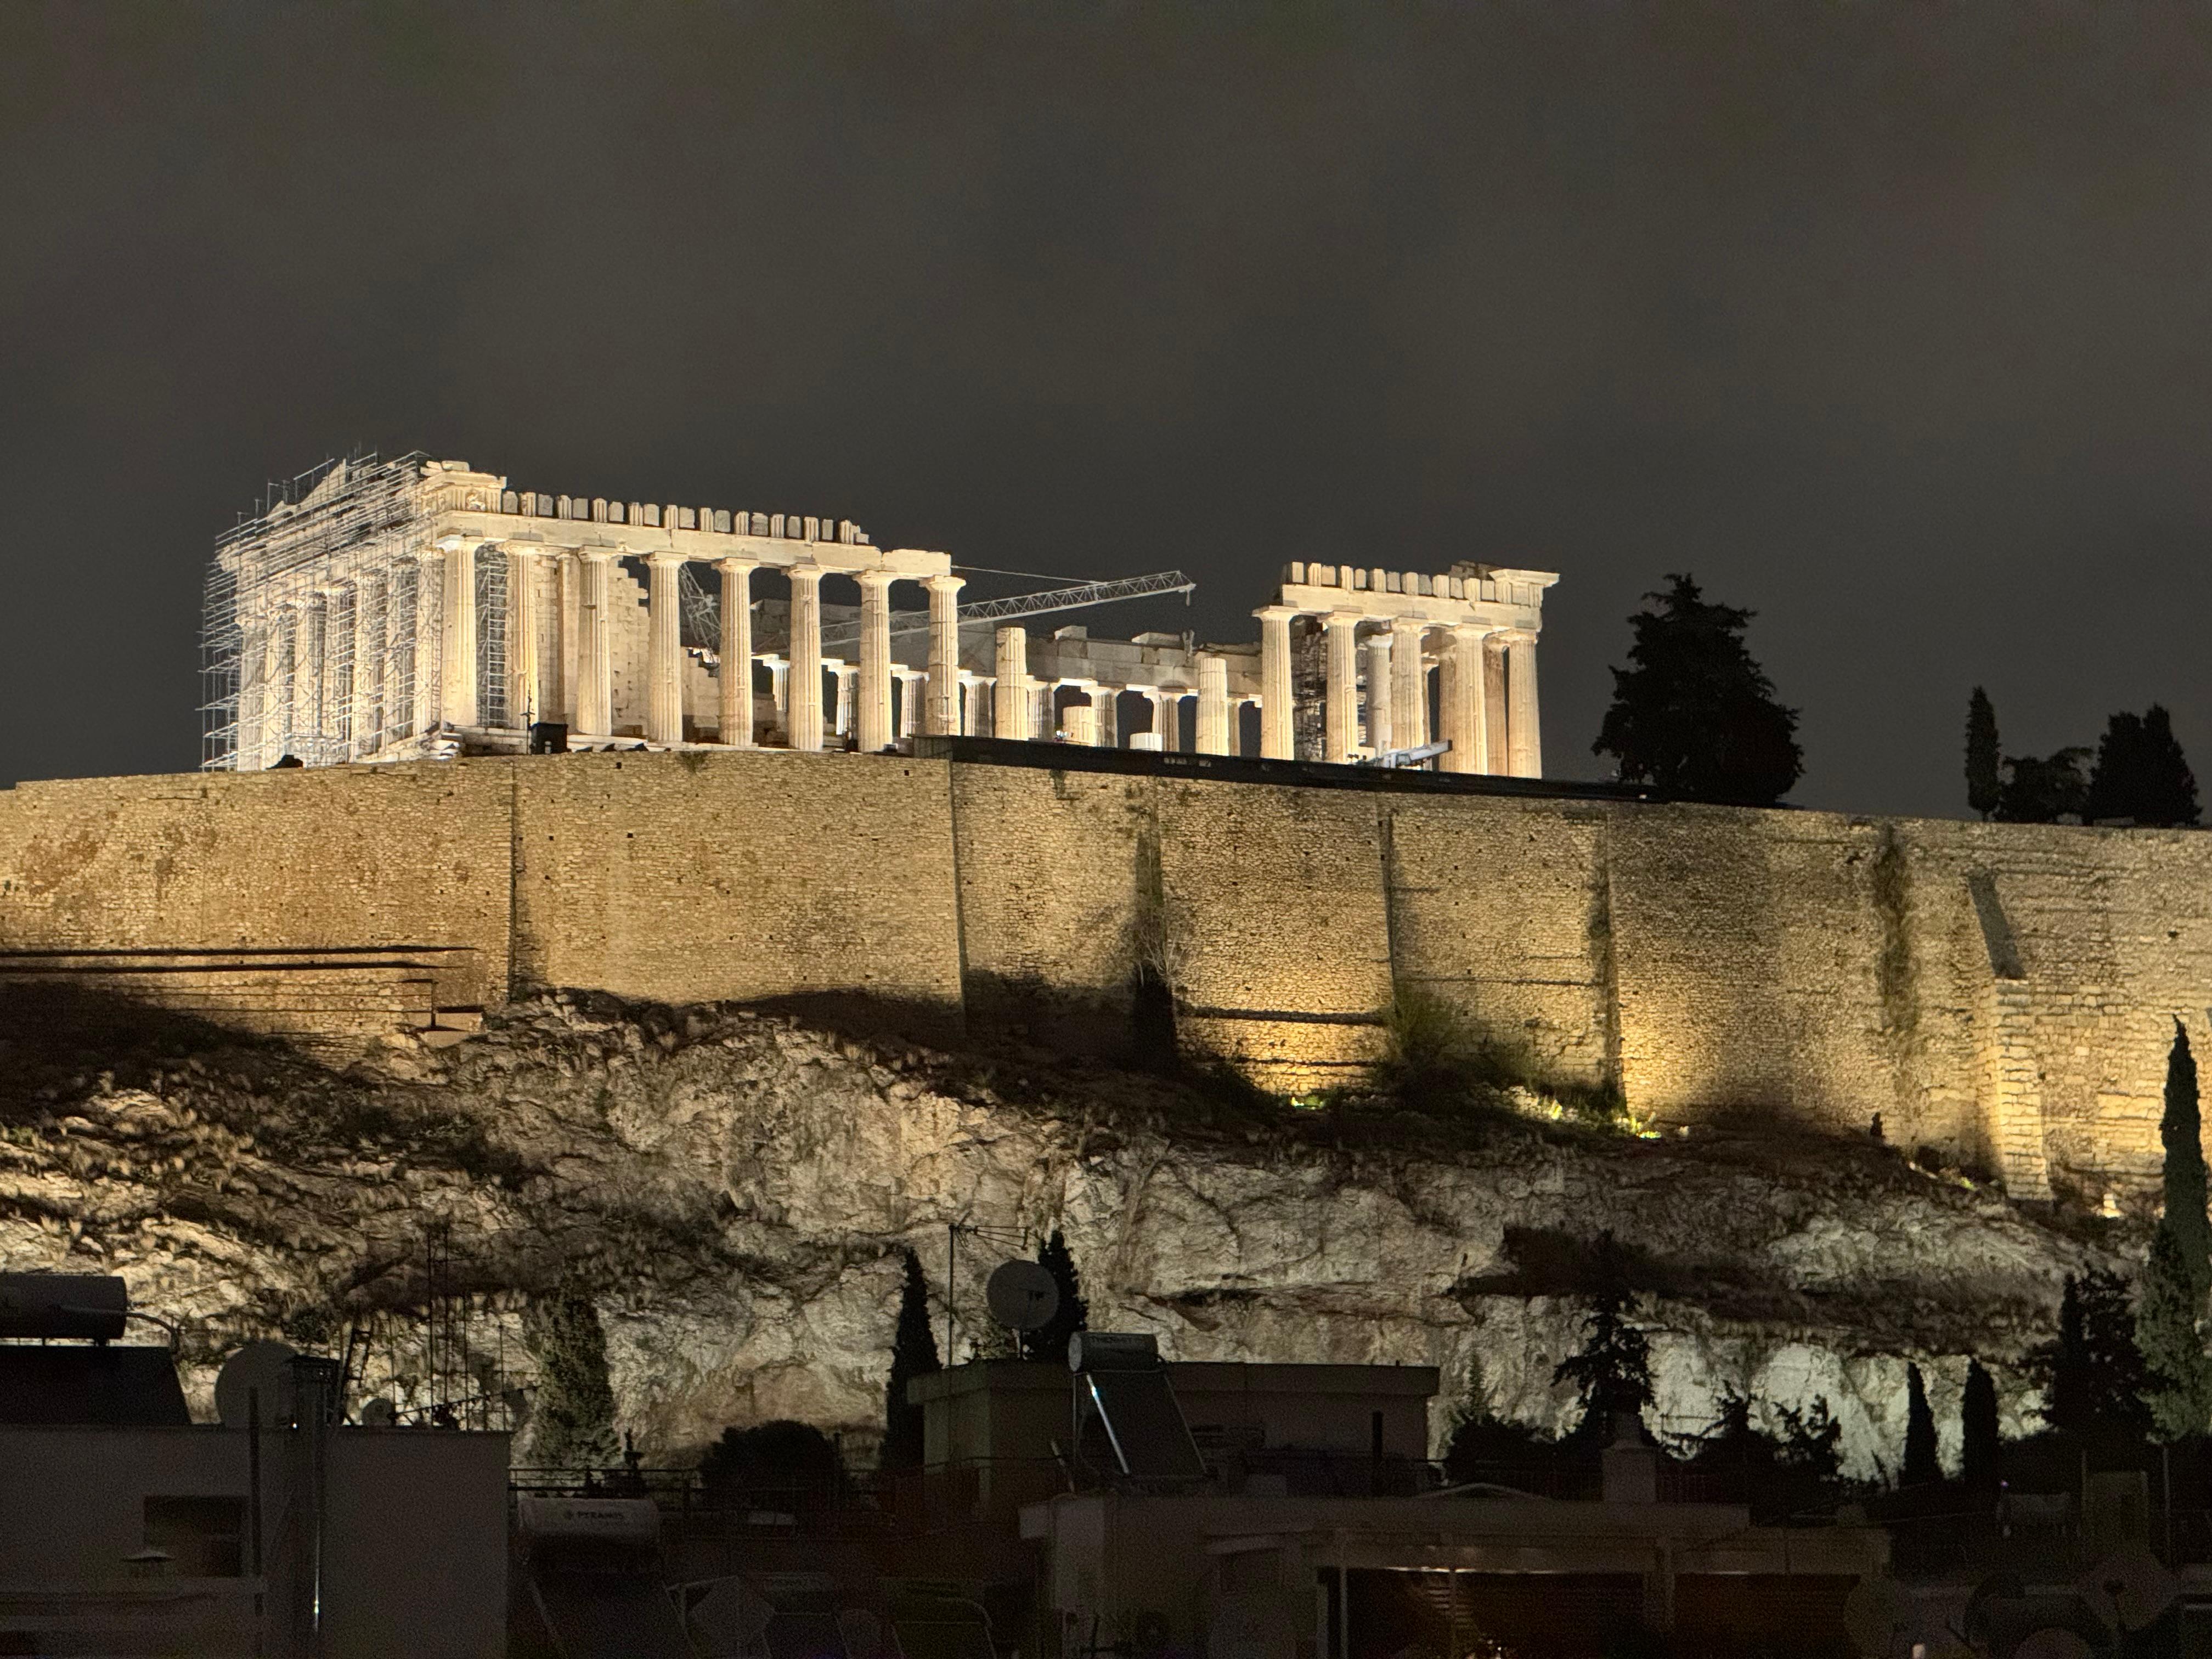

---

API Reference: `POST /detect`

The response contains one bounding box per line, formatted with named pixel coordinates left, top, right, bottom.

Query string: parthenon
left=202, top=454, right=1555, bottom=776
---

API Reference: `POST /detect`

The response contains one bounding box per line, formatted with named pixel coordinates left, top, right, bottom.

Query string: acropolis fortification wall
left=2, top=749, right=2208, bottom=1204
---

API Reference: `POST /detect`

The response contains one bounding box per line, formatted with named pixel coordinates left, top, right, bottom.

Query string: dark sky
left=7, top=3, right=2212, bottom=817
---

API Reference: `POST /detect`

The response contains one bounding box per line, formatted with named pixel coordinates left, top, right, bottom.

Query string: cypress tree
left=1961, top=1361, right=2000, bottom=1493
left=1023, top=1228, right=1090, bottom=1365
left=522, top=1281, right=619, bottom=1468
left=2137, top=1224, right=2212, bottom=1441
left=2164, top=1020, right=2211, bottom=1301
left=1592, top=574, right=1803, bottom=806
left=881, top=1247, right=941, bottom=1469
left=1966, top=688, right=2002, bottom=820
left=1903, top=1364, right=1940, bottom=1486
left=2034, top=1269, right=2152, bottom=1443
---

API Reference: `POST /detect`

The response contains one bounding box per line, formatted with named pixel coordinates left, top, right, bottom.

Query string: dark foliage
left=1995, top=748, right=2090, bottom=823
left=881, top=1248, right=941, bottom=1469
left=1592, top=574, right=1802, bottom=806
left=1681, top=1391, right=1844, bottom=1519
left=1903, top=1364, right=1940, bottom=1486
left=1961, top=1361, right=2000, bottom=1493
left=2086, top=705, right=2201, bottom=826
left=1022, top=1229, right=1089, bottom=1365
left=2165, top=1021, right=2211, bottom=1302
left=522, top=1280, right=619, bottom=1469
left=698, top=1420, right=848, bottom=1506
left=2032, top=1269, right=2153, bottom=1446
left=1966, top=687, right=2003, bottom=819
left=1553, top=1234, right=1655, bottom=1441
left=1441, top=1350, right=1557, bottom=1483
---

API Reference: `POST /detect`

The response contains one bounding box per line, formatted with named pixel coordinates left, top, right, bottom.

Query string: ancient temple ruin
left=200, top=454, right=1555, bottom=775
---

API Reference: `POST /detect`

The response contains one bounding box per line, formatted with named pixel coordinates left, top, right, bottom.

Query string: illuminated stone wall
left=2, top=752, right=2209, bottom=1199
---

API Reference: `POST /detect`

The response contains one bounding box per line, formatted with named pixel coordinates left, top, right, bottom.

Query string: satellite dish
left=215, top=1341, right=300, bottom=1428
left=1842, top=1577, right=1912, bottom=1658
left=358, top=1396, right=399, bottom=1427
left=2079, top=1548, right=2179, bottom=1633
left=985, top=1260, right=1060, bottom=1332
left=2011, top=1631, right=2094, bottom=1659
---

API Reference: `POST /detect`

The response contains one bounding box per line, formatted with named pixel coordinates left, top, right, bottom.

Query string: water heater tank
left=0, top=1274, right=128, bottom=1341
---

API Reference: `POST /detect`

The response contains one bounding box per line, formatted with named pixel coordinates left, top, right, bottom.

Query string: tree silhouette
left=1903, top=1364, right=1939, bottom=1486
left=2033, top=1269, right=2152, bottom=1445
left=699, top=1420, right=848, bottom=1508
left=2087, top=706, right=2200, bottom=826
left=1961, top=1361, right=2000, bottom=1493
left=1553, top=1235, right=1655, bottom=1440
left=1022, top=1228, right=1090, bottom=1365
left=1995, top=748, right=2090, bottom=824
left=1593, top=574, right=1802, bottom=806
left=2164, top=1022, right=2210, bottom=1300
left=2141, top=1022, right=2212, bottom=1440
left=1966, top=688, right=2002, bottom=820
left=881, top=1248, right=941, bottom=1469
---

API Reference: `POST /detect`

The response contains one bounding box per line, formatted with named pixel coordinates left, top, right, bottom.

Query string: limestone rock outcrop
left=0, top=990, right=2118, bottom=1476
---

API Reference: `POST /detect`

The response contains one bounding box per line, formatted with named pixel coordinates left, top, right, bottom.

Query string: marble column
left=1196, top=654, right=1231, bottom=755
left=829, top=662, right=856, bottom=738
left=1484, top=634, right=1509, bottom=776
left=1094, top=685, right=1119, bottom=748
left=788, top=565, right=825, bottom=752
left=1363, top=632, right=1393, bottom=757
left=575, top=549, right=614, bottom=738
left=508, top=546, right=543, bottom=729
left=1390, top=617, right=1427, bottom=755
left=763, top=655, right=791, bottom=739
left=857, top=571, right=896, bottom=752
left=301, top=592, right=329, bottom=753
left=1322, top=612, right=1362, bottom=765
left=267, top=601, right=294, bottom=762
left=1504, top=629, right=1542, bottom=777
left=1062, top=700, right=1097, bottom=746
left=1256, top=605, right=1297, bottom=760
left=438, top=536, right=478, bottom=729
left=926, top=573, right=965, bottom=736
left=716, top=558, right=757, bottom=746
left=994, top=626, right=1029, bottom=739
left=894, top=669, right=925, bottom=738
left=1441, top=624, right=1486, bottom=774
left=645, top=551, right=685, bottom=745
left=411, top=551, right=442, bottom=738
left=352, top=575, right=380, bottom=757
left=555, top=553, right=578, bottom=728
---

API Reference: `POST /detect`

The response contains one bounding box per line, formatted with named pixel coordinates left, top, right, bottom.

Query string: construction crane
left=680, top=567, right=1195, bottom=653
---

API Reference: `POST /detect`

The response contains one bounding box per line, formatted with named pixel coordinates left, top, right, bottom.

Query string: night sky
left=7, top=4, right=2212, bottom=818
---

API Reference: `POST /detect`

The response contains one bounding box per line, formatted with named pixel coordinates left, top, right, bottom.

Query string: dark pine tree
left=881, top=1248, right=941, bottom=1469
left=1592, top=574, right=1803, bottom=806
left=1966, top=688, right=2003, bottom=820
left=1903, top=1364, right=1940, bottom=1487
left=2164, top=1020, right=2211, bottom=1301
left=2087, top=706, right=2202, bottom=827
left=1553, top=1235, right=1656, bottom=1442
left=523, top=1281, right=620, bottom=1469
left=1022, top=1228, right=1090, bottom=1365
left=1961, top=1361, right=2000, bottom=1494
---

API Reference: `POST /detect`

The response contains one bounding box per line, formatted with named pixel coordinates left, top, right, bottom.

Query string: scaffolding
left=201, top=452, right=435, bottom=771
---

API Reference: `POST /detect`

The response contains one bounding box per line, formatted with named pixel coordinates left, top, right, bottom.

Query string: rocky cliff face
left=0, top=989, right=2120, bottom=1477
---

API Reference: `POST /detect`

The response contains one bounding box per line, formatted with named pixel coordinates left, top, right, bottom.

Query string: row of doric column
left=1254, top=605, right=1541, bottom=776
left=426, top=539, right=969, bottom=753
left=983, top=625, right=1258, bottom=753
